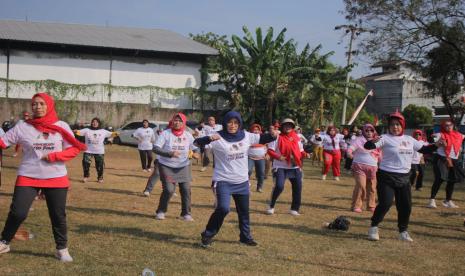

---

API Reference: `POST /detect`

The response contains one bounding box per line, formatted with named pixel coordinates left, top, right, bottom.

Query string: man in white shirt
left=200, top=116, right=222, bottom=172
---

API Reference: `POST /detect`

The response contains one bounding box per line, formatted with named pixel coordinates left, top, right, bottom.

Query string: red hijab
left=278, top=125, right=302, bottom=167
left=170, top=112, right=187, bottom=137
left=27, top=93, right=87, bottom=151
left=362, top=123, right=378, bottom=140
left=388, top=111, right=405, bottom=136
left=412, top=129, right=426, bottom=141
left=249, top=123, right=262, bottom=134
left=440, top=120, right=463, bottom=158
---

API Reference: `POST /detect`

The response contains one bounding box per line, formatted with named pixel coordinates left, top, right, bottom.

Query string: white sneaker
left=143, top=169, right=148, bottom=172
left=143, top=191, right=150, bottom=197
left=155, top=212, right=165, bottom=220
left=82, top=177, right=88, bottom=183
left=399, top=231, right=413, bottom=242
left=266, top=207, right=274, bottom=215
left=368, top=226, right=379, bottom=241
left=443, top=200, right=459, bottom=208
left=334, top=177, right=340, bottom=181
left=321, top=174, right=327, bottom=180
left=173, top=192, right=178, bottom=197
left=180, top=214, right=194, bottom=222
left=200, top=167, right=207, bottom=172
left=289, top=210, right=300, bottom=216
left=0, top=241, right=10, bottom=254
left=147, top=168, right=152, bottom=172
left=55, top=248, right=73, bottom=262
left=427, top=199, right=437, bottom=208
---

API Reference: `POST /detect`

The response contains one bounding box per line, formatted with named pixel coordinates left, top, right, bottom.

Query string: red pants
left=323, top=150, right=341, bottom=176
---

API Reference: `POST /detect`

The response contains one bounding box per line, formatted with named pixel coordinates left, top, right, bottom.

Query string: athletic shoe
left=97, top=179, right=104, bottom=183
left=200, top=167, right=207, bottom=172
left=399, top=231, right=413, bottom=242
left=443, top=200, right=459, bottom=208
left=55, top=248, right=73, bottom=262
left=321, top=174, right=327, bottom=180
left=427, top=199, right=437, bottom=208
left=82, top=177, right=88, bottom=183
left=266, top=207, right=275, bottom=215
left=143, top=169, right=148, bottom=172
left=368, top=226, right=379, bottom=241
left=240, top=239, right=258, bottom=246
left=180, top=214, right=194, bottom=222
left=12, top=153, right=18, bottom=157
left=334, top=177, right=340, bottom=181
left=289, top=210, right=300, bottom=216
left=143, top=191, right=150, bottom=197
left=155, top=212, right=165, bottom=220
left=173, top=192, right=178, bottom=197
left=368, top=207, right=376, bottom=213
left=256, top=188, right=263, bottom=193
left=200, top=234, right=213, bottom=248
left=0, top=240, right=10, bottom=254
left=353, top=208, right=362, bottom=213
left=147, top=168, right=152, bottom=172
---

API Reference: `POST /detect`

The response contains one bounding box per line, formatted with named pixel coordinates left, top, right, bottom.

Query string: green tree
left=402, top=104, right=433, bottom=128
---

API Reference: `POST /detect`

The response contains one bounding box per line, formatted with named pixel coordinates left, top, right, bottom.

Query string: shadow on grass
left=109, top=173, right=148, bottom=179
left=191, top=184, right=214, bottom=190
left=86, top=187, right=140, bottom=196
left=11, top=250, right=53, bottom=259
left=67, top=206, right=153, bottom=219
left=253, top=221, right=365, bottom=239
left=251, top=199, right=348, bottom=212
left=0, top=192, right=13, bottom=197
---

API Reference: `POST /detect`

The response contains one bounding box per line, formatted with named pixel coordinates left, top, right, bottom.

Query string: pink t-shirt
left=348, top=136, right=379, bottom=167
left=322, top=134, right=345, bottom=150
left=1, top=121, right=73, bottom=179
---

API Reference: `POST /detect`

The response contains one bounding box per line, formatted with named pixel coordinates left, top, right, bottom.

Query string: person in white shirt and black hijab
left=195, top=111, right=277, bottom=248
left=364, top=111, right=439, bottom=242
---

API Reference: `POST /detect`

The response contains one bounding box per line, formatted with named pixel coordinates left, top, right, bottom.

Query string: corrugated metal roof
left=0, top=20, right=218, bottom=56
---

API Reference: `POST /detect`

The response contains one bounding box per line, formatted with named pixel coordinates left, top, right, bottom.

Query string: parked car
left=114, top=121, right=169, bottom=146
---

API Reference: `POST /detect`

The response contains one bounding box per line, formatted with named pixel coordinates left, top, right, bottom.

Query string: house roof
left=0, top=20, right=218, bottom=56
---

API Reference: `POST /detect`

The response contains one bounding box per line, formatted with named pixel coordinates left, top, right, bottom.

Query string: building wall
left=401, top=80, right=440, bottom=111
left=365, top=79, right=403, bottom=116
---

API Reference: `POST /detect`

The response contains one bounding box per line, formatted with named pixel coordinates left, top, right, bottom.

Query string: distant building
left=359, top=60, right=442, bottom=118
left=0, top=20, right=225, bottom=126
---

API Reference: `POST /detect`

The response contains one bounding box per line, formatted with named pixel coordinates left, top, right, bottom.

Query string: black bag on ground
left=327, top=216, right=351, bottom=231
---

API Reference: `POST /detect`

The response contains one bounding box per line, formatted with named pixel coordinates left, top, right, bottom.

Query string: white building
left=0, top=20, right=225, bottom=126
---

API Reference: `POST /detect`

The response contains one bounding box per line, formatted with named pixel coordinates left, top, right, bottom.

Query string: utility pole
left=335, top=24, right=368, bottom=125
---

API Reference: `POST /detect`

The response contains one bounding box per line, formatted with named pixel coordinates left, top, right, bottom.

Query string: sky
left=0, top=0, right=376, bottom=78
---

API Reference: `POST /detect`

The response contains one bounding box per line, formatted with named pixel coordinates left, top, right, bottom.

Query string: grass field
left=0, top=145, right=464, bottom=275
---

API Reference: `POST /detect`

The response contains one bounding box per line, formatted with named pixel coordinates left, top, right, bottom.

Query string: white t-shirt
left=310, top=134, right=323, bottom=146
left=0, top=121, right=73, bottom=179
left=133, top=127, right=155, bottom=150
left=155, top=129, right=197, bottom=168
left=268, top=138, right=304, bottom=169
left=79, top=128, right=113, bottom=154
left=210, top=131, right=260, bottom=184
left=248, top=144, right=267, bottom=159
left=433, top=133, right=464, bottom=160
left=375, top=134, right=424, bottom=173
left=322, top=133, right=345, bottom=150
left=349, top=136, right=379, bottom=167
left=203, top=124, right=223, bottom=136
left=411, top=140, right=426, bottom=164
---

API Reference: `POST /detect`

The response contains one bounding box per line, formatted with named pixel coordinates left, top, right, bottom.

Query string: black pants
left=431, top=155, right=459, bottom=201
left=371, top=170, right=411, bottom=232
left=409, top=164, right=424, bottom=190
left=431, top=177, right=456, bottom=201
left=1, top=186, right=68, bottom=249
left=138, top=150, right=153, bottom=170
left=270, top=168, right=302, bottom=211
left=82, top=153, right=104, bottom=180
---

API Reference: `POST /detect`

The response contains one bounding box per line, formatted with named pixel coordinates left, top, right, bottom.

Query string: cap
left=281, top=118, right=296, bottom=127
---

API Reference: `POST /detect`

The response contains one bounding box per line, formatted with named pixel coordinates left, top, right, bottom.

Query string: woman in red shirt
left=0, top=93, right=86, bottom=262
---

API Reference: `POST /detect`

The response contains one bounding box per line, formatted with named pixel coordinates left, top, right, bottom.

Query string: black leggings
left=138, top=150, right=153, bottom=170
left=1, top=186, right=68, bottom=249
left=409, top=164, right=424, bottom=189
left=430, top=178, right=455, bottom=201
left=371, top=170, right=411, bottom=232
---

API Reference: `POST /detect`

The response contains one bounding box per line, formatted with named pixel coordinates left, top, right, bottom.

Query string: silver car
left=115, top=121, right=169, bottom=146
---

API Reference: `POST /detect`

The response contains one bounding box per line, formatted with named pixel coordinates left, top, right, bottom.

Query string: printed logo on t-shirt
left=87, top=133, right=103, bottom=145
left=398, top=140, right=413, bottom=155
left=227, top=143, right=245, bottom=161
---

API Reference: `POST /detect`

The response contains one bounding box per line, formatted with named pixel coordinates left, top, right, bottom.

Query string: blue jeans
left=144, top=160, right=159, bottom=193
left=248, top=159, right=265, bottom=189
left=270, top=168, right=302, bottom=211
left=202, top=181, right=252, bottom=242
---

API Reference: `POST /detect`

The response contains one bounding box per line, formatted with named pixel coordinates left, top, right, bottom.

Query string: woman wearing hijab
left=347, top=124, right=381, bottom=213
left=195, top=111, right=277, bottom=247
left=248, top=124, right=268, bottom=193
left=133, top=119, right=155, bottom=172
left=410, top=130, right=427, bottom=191
left=266, top=118, right=309, bottom=216
left=321, top=126, right=345, bottom=181
left=428, top=120, right=465, bottom=208
left=364, top=111, right=438, bottom=242
left=75, top=117, right=116, bottom=183
left=153, top=113, right=199, bottom=221
left=0, top=93, right=86, bottom=261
